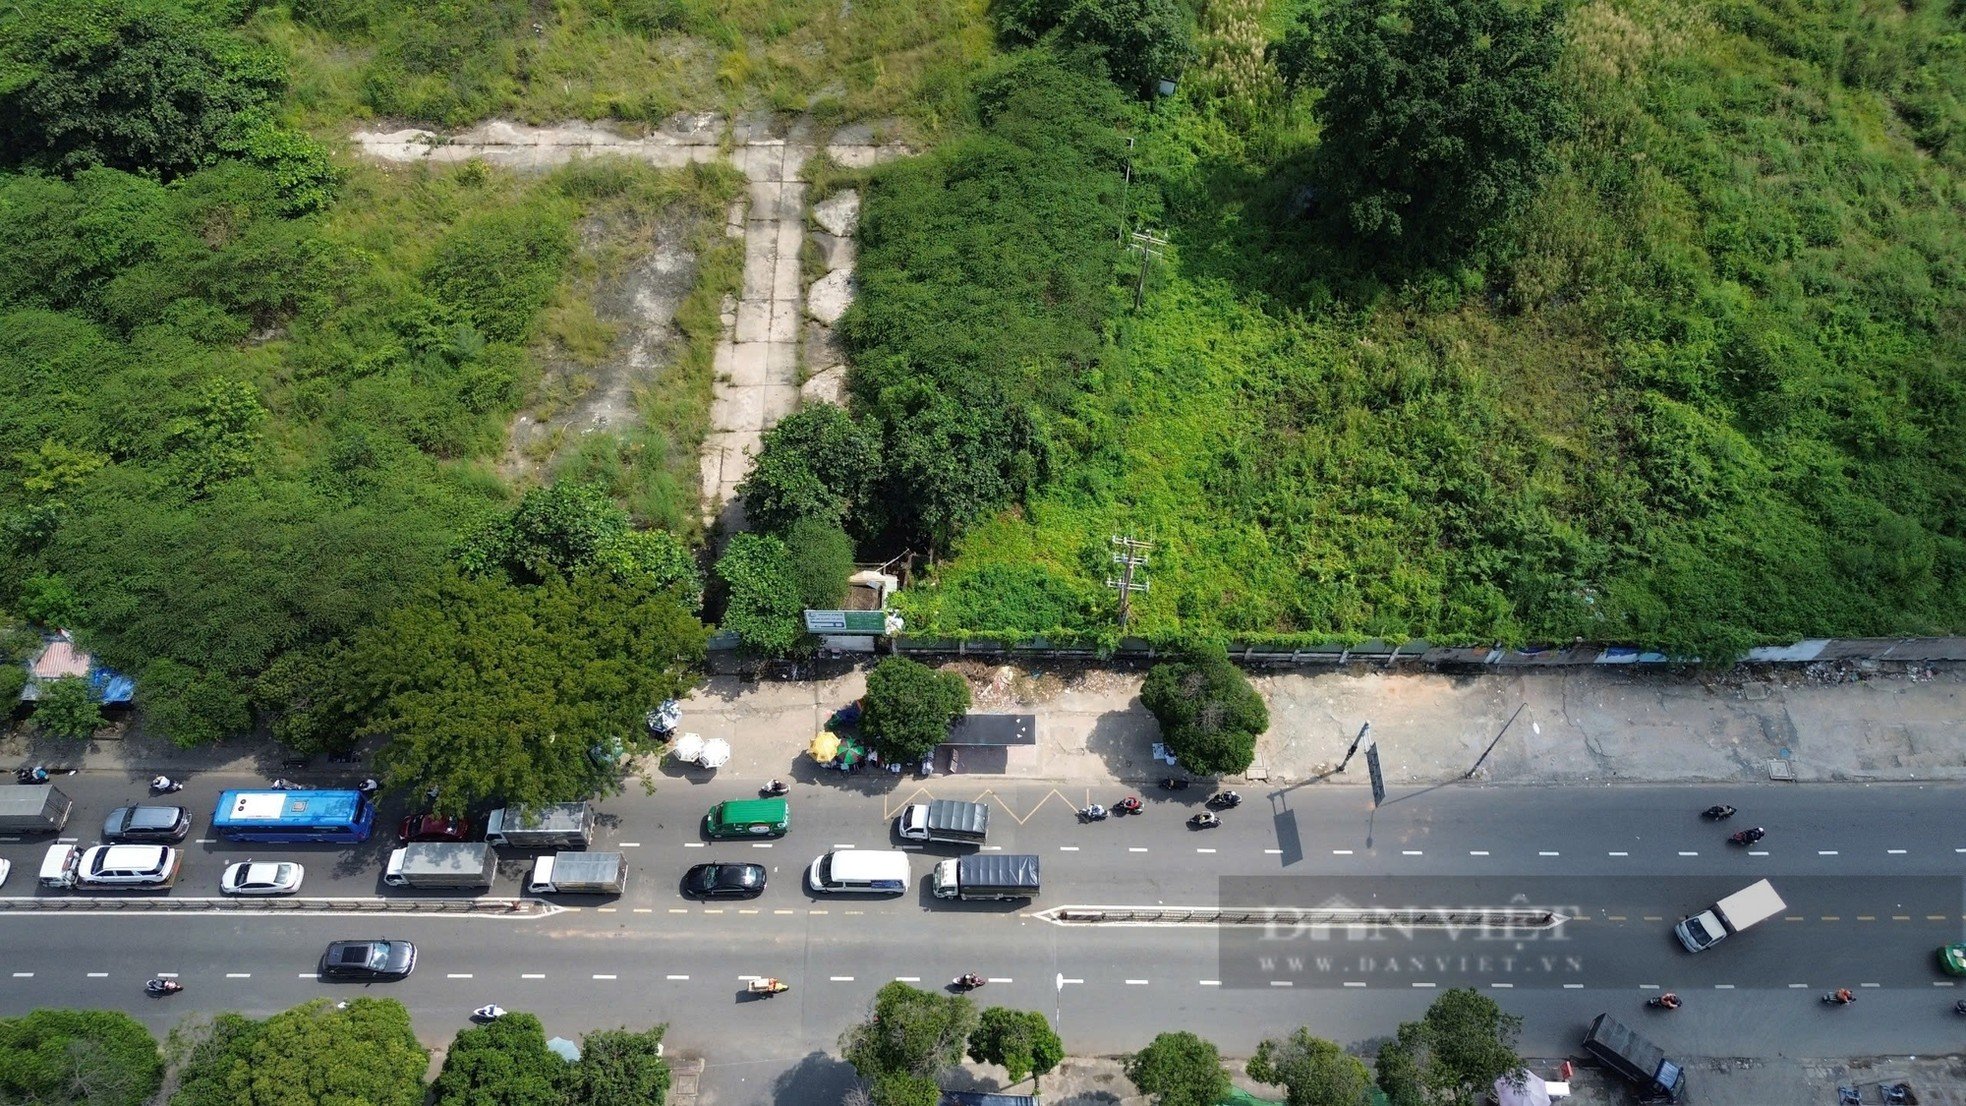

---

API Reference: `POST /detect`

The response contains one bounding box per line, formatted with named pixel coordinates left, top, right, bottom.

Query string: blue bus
left=212, top=790, right=376, bottom=844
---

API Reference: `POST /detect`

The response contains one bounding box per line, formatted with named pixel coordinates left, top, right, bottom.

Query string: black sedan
left=319, top=940, right=417, bottom=981
left=101, top=805, right=191, bottom=843
left=683, top=862, right=767, bottom=899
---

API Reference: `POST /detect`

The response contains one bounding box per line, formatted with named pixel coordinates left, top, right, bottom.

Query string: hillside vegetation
left=860, top=0, right=1966, bottom=658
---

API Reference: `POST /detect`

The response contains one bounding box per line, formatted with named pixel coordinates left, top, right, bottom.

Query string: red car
left=397, top=814, right=473, bottom=843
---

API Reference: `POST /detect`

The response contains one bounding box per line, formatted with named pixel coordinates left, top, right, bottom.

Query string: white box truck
left=1675, top=879, right=1785, bottom=952
left=527, top=852, right=628, bottom=894
left=483, top=802, right=595, bottom=849
left=384, top=843, right=498, bottom=890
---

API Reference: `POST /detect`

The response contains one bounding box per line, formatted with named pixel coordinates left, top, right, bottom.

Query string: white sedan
left=220, top=860, right=304, bottom=896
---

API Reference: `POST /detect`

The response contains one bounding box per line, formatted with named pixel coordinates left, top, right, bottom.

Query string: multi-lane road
left=3, top=774, right=1962, bottom=1102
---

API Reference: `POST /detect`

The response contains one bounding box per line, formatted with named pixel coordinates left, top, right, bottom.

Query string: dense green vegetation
left=859, top=655, right=973, bottom=762
left=870, top=0, right=1966, bottom=658
left=0, top=1008, right=163, bottom=1106
left=0, top=0, right=736, bottom=752
left=1141, top=644, right=1270, bottom=775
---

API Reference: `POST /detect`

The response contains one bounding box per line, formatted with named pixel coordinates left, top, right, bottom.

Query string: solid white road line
left=750, top=842, right=773, bottom=848
left=1268, top=981, right=1293, bottom=988
left=684, top=842, right=705, bottom=848
left=1678, top=851, right=1698, bottom=857
left=87, top=972, right=108, bottom=978
left=1819, top=850, right=1839, bottom=856
left=447, top=973, right=472, bottom=979
left=1608, top=851, right=1628, bottom=857
left=1401, top=850, right=1423, bottom=856
left=1342, top=982, right=1366, bottom=988
left=1491, top=983, right=1514, bottom=989
left=1264, top=848, right=1282, bottom=854
left=1788, top=983, right=1809, bottom=988
left=983, top=845, right=1002, bottom=851
left=11, top=973, right=31, bottom=978
left=830, top=976, right=854, bottom=982
left=1332, top=849, right=1353, bottom=855
left=226, top=973, right=250, bottom=979
left=1412, top=982, right=1437, bottom=988
left=1196, top=848, right=1216, bottom=854
left=1539, top=851, right=1560, bottom=856
left=1749, top=850, right=1770, bottom=856
left=1128, top=847, right=1148, bottom=853
left=1888, top=849, right=1907, bottom=854
left=522, top=974, right=545, bottom=979
left=1058, top=846, right=1079, bottom=852
left=1469, top=851, right=1488, bottom=856
left=592, top=974, right=617, bottom=980
left=619, top=842, right=641, bottom=848
left=1714, top=984, right=1735, bottom=989
left=1563, top=984, right=1584, bottom=989
left=666, top=975, right=689, bottom=980
left=1198, top=980, right=1220, bottom=986
left=987, top=977, right=1012, bottom=983
left=1124, top=979, right=1149, bottom=986
left=895, top=976, right=920, bottom=982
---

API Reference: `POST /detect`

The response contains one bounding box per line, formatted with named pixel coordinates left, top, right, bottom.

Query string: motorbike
left=356, top=778, right=380, bottom=796
left=144, top=979, right=182, bottom=996
left=1822, top=990, right=1856, bottom=1006
left=1188, top=813, right=1221, bottom=830
left=747, top=978, right=789, bottom=996
left=1115, top=797, right=1143, bottom=815
left=151, top=776, right=184, bottom=794
left=1701, top=804, right=1736, bottom=820
left=761, top=780, right=790, bottom=797
left=1159, top=778, right=1191, bottom=792
left=1728, top=827, right=1766, bottom=846
left=954, top=974, right=986, bottom=991
left=1646, top=994, right=1681, bottom=1010
left=1953, top=1000, right=1966, bottom=1016
left=1078, top=805, right=1108, bottom=823
left=1207, top=791, right=1241, bottom=809
left=473, top=1005, right=507, bottom=1021
left=15, top=766, right=50, bottom=784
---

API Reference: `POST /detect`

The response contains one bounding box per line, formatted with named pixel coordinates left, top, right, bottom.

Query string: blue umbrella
left=545, top=1037, right=581, bottom=1062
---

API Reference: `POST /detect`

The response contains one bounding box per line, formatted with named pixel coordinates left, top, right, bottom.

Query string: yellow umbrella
left=808, top=732, right=840, bottom=762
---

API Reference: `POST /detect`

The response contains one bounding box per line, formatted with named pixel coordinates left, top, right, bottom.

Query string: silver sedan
left=220, top=860, right=304, bottom=896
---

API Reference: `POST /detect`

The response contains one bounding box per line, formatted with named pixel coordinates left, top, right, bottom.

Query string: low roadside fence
left=1037, top=905, right=1561, bottom=928
left=0, top=897, right=548, bottom=915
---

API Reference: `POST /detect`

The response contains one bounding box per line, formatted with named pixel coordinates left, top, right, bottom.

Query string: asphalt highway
left=3, top=775, right=1963, bottom=1103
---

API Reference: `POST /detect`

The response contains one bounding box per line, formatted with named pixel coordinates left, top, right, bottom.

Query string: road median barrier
left=1035, top=905, right=1564, bottom=928
left=0, top=896, right=554, bottom=916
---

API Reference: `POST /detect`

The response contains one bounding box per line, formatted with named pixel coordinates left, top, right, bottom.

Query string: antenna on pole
left=1107, top=536, right=1154, bottom=632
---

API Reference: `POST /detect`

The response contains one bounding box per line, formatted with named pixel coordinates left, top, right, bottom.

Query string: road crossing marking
left=523, top=973, right=546, bottom=979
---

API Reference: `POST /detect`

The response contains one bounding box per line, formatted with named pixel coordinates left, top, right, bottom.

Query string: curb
left=0, top=896, right=555, bottom=916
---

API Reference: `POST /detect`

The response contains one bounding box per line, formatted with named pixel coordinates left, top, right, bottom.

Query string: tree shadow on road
left=763, top=1049, right=860, bottom=1105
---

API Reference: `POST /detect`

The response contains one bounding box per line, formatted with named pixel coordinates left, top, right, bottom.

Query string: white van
left=38, top=843, right=81, bottom=889
left=806, top=850, right=909, bottom=895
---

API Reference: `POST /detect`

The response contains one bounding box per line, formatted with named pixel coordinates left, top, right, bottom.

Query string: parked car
left=397, top=814, right=473, bottom=844
left=319, top=940, right=417, bottom=981
left=101, top=805, right=191, bottom=844
left=221, top=860, right=304, bottom=896
left=683, top=862, right=766, bottom=899
left=77, top=845, right=181, bottom=888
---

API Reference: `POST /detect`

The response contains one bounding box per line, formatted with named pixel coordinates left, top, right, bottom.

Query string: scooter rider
left=1657, top=992, right=1680, bottom=1009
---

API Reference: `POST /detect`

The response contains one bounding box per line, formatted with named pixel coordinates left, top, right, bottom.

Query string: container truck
left=931, top=854, right=1039, bottom=901
left=483, top=802, right=595, bottom=849
left=1674, top=878, right=1786, bottom=952
left=0, top=784, right=73, bottom=833
left=383, top=843, right=498, bottom=890
left=897, top=800, right=989, bottom=845
left=527, top=851, right=628, bottom=894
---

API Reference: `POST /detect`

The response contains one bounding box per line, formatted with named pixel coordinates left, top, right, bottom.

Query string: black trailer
left=1583, top=1013, right=1687, bottom=1103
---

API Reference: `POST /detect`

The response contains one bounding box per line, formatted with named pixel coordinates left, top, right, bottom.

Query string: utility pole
left=1107, top=536, right=1153, bottom=631
left=1129, top=230, right=1167, bottom=311
left=1117, top=137, right=1136, bottom=244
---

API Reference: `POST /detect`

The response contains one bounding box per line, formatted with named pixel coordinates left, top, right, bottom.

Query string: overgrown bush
left=713, top=533, right=807, bottom=657
left=735, top=405, right=883, bottom=537
left=1140, top=644, right=1267, bottom=776
left=785, top=516, right=855, bottom=610
left=859, top=656, right=971, bottom=763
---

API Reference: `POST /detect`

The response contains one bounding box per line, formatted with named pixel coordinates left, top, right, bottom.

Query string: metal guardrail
left=1039, top=905, right=1562, bottom=928
left=0, top=896, right=549, bottom=915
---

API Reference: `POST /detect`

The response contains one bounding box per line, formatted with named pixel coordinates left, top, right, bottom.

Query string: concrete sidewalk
left=676, top=659, right=1966, bottom=788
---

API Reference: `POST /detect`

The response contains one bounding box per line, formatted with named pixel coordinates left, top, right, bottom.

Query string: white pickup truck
left=1675, top=879, right=1786, bottom=952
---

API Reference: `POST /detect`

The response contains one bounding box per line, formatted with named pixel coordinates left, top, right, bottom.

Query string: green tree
left=0, top=0, right=287, bottom=180
left=840, top=982, right=979, bottom=1083
left=785, top=516, right=855, bottom=610
left=431, top=1013, right=569, bottom=1106
left=859, top=656, right=971, bottom=763
left=1248, top=1029, right=1375, bottom=1106
left=458, top=481, right=631, bottom=585
left=869, top=1072, right=943, bottom=1106
left=172, top=999, right=426, bottom=1106
left=1374, top=988, right=1523, bottom=1106
left=734, top=404, right=883, bottom=537
left=340, top=570, right=707, bottom=813
left=967, top=1007, right=1064, bottom=1087
left=876, top=379, right=1034, bottom=552
left=1139, top=644, right=1268, bottom=776
left=252, top=644, right=357, bottom=754
left=1059, top=0, right=1193, bottom=95
left=566, top=1026, right=670, bottom=1106
left=713, top=532, right=807, bottom=657
left=1279, top=0, right=1571, bottom=254
left=1125, top=1031, right=1230, bottom=1106
left=0, top=1008, right=163, bottom=1106
left=137, top=659, right=250, bottom=748
left=31, top=675, right=102, bottom=740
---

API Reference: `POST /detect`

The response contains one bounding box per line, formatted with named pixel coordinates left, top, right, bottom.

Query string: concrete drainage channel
left=0, top=897, right=557, bottom=916
left=1034, top=906, right=1565, bottom=929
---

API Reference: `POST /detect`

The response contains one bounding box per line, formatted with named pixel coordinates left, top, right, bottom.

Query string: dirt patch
left=506, top=209, right=702, bottom=479
left=940, top=659, right=1153, bottom=708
